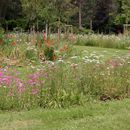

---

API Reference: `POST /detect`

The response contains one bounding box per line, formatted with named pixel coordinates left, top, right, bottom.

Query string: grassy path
left=74, top=46, right=128, bottom=60
left=0, top=99, right=130, bottom=130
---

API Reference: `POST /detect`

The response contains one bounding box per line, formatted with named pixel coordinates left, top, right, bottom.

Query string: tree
left=0, top=0, right=10, bottom=21
left=51, top=0, right=77, bottom=39
left=93, top=0, right=116, bottom=33
left=82, top=0, right=96, bottom=30
left=116, top=0, right=130, bottom=24
left=21, top=0, right=42, bottom=30
left=72, top=0, right=84, bottom=29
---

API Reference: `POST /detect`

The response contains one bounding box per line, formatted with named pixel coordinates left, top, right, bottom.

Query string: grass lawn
left=74, top=46, right=128, bottom=60
left=0, top=99, right=130, bottom=130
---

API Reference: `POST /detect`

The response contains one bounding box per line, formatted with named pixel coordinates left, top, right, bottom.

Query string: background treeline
left=0, top=0, right=130, bottom=33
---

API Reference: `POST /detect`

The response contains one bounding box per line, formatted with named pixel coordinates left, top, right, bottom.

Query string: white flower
left=58, top=60, right=64, bottom=62
left=31, top=66, right=35, bottom=69
left=3, top=86, right=7, bottom=88
left=71, top=56, right=78, bottom=59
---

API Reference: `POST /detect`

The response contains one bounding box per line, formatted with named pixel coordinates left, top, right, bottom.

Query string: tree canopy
left=0, top=0, right=130, bottom=33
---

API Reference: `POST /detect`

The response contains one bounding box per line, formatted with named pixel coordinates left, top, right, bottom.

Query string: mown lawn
left=74, top=46, right=128, bottom=60
left=0, top=99, right=130, bottom=130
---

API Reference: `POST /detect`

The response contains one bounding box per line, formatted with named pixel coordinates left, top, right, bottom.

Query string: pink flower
left=28, top=79, right=36, bottom=85
left=27, top=73, right=41, bottom=85
left=0, top=71, right=3, bottom=77
left=31, top=88, right=39, bottom=95
left=0, top=76, right=11, bottom=86
left=17, top=82, right=25, bottom=94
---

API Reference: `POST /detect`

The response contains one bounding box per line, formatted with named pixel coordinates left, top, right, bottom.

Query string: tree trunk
left=36, top=18, right=39, bottom=31
left=48, top=26, right=51, bottom=38
left=0, top=0, right=9, bottom=20
left=45, top=23, right=48, bottom=38
left=90, top=19, right=93, bottom=30
left=79, top=1, right=82, bottom=29
left=58, top=18, right=61, bottom=41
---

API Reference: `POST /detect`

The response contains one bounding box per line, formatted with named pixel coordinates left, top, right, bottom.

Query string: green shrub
left=73, top=27, right=94, bottom=35
left=26, top=46, right=38, bottom=61
left=0, top=27, right=4, bottom=34
left=79, top=28, right=94, bottom=34
left=44, top=46, right=55, bottom=61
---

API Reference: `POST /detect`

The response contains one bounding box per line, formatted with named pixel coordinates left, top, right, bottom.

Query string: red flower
left=0, top=39, right=3, bottom=44
left=11, top=41, right=17, bottom=46
left=53, top=55, right=57, bottom=60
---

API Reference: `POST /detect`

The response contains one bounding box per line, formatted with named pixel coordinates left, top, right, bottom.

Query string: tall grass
left=75, top=34, right=130, bottom=49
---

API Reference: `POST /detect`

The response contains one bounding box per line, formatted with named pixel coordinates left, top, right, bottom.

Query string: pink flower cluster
left=0, top=68, right=46, bottom=97
left=0, top=71, right=11, bottom=86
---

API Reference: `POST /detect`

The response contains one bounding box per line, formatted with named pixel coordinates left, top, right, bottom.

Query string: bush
left=73, top=27, right=94, bottom=35
left=44, top=46, right=55, bottom=61
left=79, top=28, right=94, bottom=35
left=0, top=27, right=5, bottom=34
left=26, top=49, right=38, bottom=61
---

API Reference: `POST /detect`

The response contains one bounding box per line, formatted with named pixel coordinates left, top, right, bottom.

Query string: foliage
left=0, top=27, right=4, bottom=34
left=1, top=0, right=130, bottom=32
left=79, top=28, right=94, bottom=34
left=44, top=46, right=55, bottom=61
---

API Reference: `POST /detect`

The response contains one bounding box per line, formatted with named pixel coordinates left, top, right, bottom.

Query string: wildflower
left=0, top=71, right=3, bottom=77
left=70, top=63, right=78, bottom=69
left=31, top=65, right=35, bottom=69
left=60, top=48, right=64, bottom=53
left=57, top=59, right=64, bottom=63
left=71, top=56, right=78, bottom=59
left=11, top=41, right=17, bottom=46
left=0, top=76, right=11, bottom=86
left=53, top=55, right=57, bottom=60
left=46, top=39, right=54, bottom=47
left=63, top=45, right=68, bottom=50
left=3, top=86, right=7, bottom=88
left=0, top=39, right=3, bottom=44
left=17, top=82, right=25, bottom=94
left=31, top=88, right=39, bottom=95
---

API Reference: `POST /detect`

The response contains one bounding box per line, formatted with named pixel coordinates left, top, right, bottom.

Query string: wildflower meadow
left=0, top=31, right=130, bottom=111
left=1, top=0, right=130, bottom=129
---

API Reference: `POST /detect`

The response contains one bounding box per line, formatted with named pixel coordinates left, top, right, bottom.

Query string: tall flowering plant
left=43, top=31, right=56, bottom=61
left=0, top=67, right=48, bottom=110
